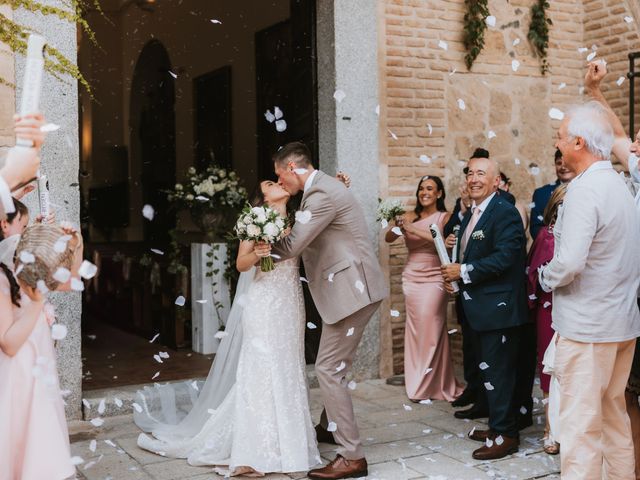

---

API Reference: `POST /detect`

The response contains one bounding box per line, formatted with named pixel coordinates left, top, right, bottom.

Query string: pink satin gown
left=402, top=212, right=463, bottom=401
left=0, top=275, right=75, bottom=480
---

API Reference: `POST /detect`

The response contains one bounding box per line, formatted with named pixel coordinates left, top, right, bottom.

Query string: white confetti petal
left=427, top=123, right=433, bottom=134
left=328, top=272, right=335, bottom=283
left=485, top=15, right=496, bottom=27
left=70, top=456, right=85, bottom=466
left=53, top=235, right=72, bottom=253
left=391, top=226, right=403, bottom=236
left=114, top=397, right=123, bottom=408
left=275, top=119, right=287, bottom=132
left=19, top=251, right=35, bottom=263
left=175, top=295, right=186, bottom=307
left=487, top=130, right=496, bottom=139
left=438, top=40, right=448, bottom=51
left=511, top=59, right=520, bottom=72
left=390, top=309, right=400, bottom=317
left=191, top=381, right=199, bottom=391
left=346, top=327, right=355, bottom=337
left=293, top=168, right=308, bottom=175
left=90, top=417, right=104, bottom=427
left=89, top=439, right=97, bottom=452
left=36, top=280, right=49, bottom=294
left=153, top=354, right=163, bottom=363
left=168, top=70, right=178, bottom=79
left=40, top=123, right=60, bottom=133
left=495, top=435, right=504, bottom=446
left=479, top=362, right=489, bottom=370
left=559, top=82, right=566, bottom=90
left=625, top=16, right=634, bottom=23
left=347, top=380, right=357, bottom=390
left=273, top=106, right=283, bottom=120
left=300, top=276, right=309, bottom=283
left=264, top=110, right=275, bottom=123
left=53, top=267, right=71, bottom=283
left=457, top=98, right=466, bottom=110
left=424, top=367, right=433, bottom=375
left=98, top=398, right=106, bottom=415
left=150, top=248, right=164, bottom=255
left=578, top=47, right=589, bottom=53
left=327, top=421, right=337, bottom=432
left=484, top=382, right=495, bottom=391
left=388, top=129, right=398, bottom=140
left=513, top=38, right=521, bottom=46
left=530, top=166, right=540, bottom=176
left=497, top=302, right=506, bottom=307
left=333, top=89, right=346, bottom=103
left=448, top=328, right=458, bottom=334
left=51, top=324, right=68, bottom=340
left=502, top=335, right=507, bottom=343
left=71, top=277, right=85, bottom=292
left=104, top=440, right=116, bottom=448
left=419, top=154, right=431, bottom=164
left=210, top=18, right=222, bottom=24
left=152, top=371, right=160, bottom=380
left=295, top=210, right=312, bottom=224
left=79, top=260, right=98, bottom=280
left=617, top=76, right=626, bottom=86
left=132, top=402, right=143, bottom=413
left=514, top=158, right=521, bottom=165
left=355, top=280, right=365, bottom=294
left=82, top=398, right=91, bottom=410
left=485, top=438, right=494, bottom=448
left=214, top=330, right=228, bottom=339
left=520, top=406, right=528, bottom=415
left=462, top=291, right=471, bottom=300
left=381, top=219, right=389, bottom=229
left=149, top=333, right=160, bottom=343
left=306, top=322, right=317, bottom=329
left=403, top=404, right=413, bottom=411
left=336, top=361, right=346, bottom=372
left=587, top=51, right=597, bottom=62
left=142, top=204, right=155, bottom=221
left=548, top=108, right=564, bottom=120
left=420, top=399, right=432, bottom=405
left=375, top=104, right=380, bottom=116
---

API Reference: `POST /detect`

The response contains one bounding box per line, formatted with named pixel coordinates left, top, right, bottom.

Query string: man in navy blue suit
left=529, top=148, right=574, bottom=240
left=442, top=156, right=528, bottom=460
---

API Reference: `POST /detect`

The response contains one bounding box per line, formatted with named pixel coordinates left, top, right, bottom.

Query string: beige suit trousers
left=554, top=336, right=636, bottom=480
left=317, top=301, right=381, bottom=460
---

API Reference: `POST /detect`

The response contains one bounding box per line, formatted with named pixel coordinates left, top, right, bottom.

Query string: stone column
left=316, top=0, right=381, bottom=379
left=15, top=2, right=82, bottom=419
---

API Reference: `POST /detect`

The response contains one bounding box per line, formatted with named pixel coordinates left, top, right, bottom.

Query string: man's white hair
left=566, top=101, right=614, bottom=160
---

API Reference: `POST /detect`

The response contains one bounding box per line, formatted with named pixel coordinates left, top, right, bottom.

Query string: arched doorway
left=129, top=40, right=176, bottom=244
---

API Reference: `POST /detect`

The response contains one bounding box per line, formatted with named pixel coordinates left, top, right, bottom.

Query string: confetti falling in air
left=175, top=296, right=186, bottom=307
left=89, top=440, right=97, bottom=452
left=98, top=399, right=106, bottom=415
left=53, top=267, right=71, bottom=283
left=625, top=16, right=633, bottom=23
left=71, top=278, right=85, bottom=292
left=381, top=219, right=389, bottom=229
left=132, top=403, right=143, bottom=413
left=152, top=372, right=160, bottom=380
left=424, top=367, right=433, bottom=375
left=36, top=280, right=49, bottom=294
left=391, top=226, right=403, bottom=236
left=51, top=324, right=68, bottom=340
left=420, top=399, right=432, bottom=405
left=333, top=89, right=346, bottom=103
left=114, top=397, right=123, bottom=408
left=168, top=70, right=178, bottom=79
left=438, top=40, right=448, bottom=50
left=295, top=210, right=312, bottom=224
left=150, top=248, right=164, bottom=255
left=548, top=108, right=564, bottom=120
left=336, top=361, right=346, bottom=372
left=307, top=322, right=317, bottom=330
left=347, top=381, right=357, bottom=390
left=578, top=47, right=589, bottom=53
left=484, top=382, right=495, bottom=391
left=40, top=123, right=61, bottom=132
left=448, top=328, right=458, bottom=334
left=427, top=123, right=433, bottom=134
left=54, top=235, right=72, bottom=253
left=487, top=130, right=496, bottom=139
left=19, top=251, right=35, bottom=263
left=90, top=417, right=104, bottom=427
left=355, top=280, right=365, bottom=294
left=457, top=99, right=466, bottom=110
left=375, top=105, right=380, bottom=116
left=514, top=158, right=521, bottom=165
left=529, top=294, right=538, bottom=300
left=502, top=335, right=507, bottom=343
left=520, top=406, right=528, bottom=415
left=485, top=15, right=496, bottom=27
left=617, top=76, right=626, bottom=86
left=462, top=291, right=472, bottom=300
left=149, top=333, right=159, bottom=343
left=275, top=119, right=287, bottom=132
left=390, top=310, right=400, bottom=317
left=346, top=327, right=355, bottom=337
left=293, top=168, right=307, bottom=175
left=142, top=205, right=155, bottom=221
left=214, top=330, right=228, bottom=339
left=530, top=166, right=540, bottom=176
left=153, top=354, right=163, bottom=363
left=78, top=260, right=98, bottom=280
left=511, top=59, right=520, bottom=72
left=559, top=82, right=566, bottom=90
left=479, top=362, right=489, bottom=370
left=513, top=38, right=520, bottom=46
left=71, top=456, right=85, bottom=466
left=497, top=301, right=506, bottom=307
left=495, top=435, right=504, bottom=446
left=328, top=273, right=335, bottom=283
left=586, top=51, right=597, bottom=62
left=210, top=18, right=222, bottom=24
left=419, top=154, right=431, bottom=164
left=264, top=110, right=275, bottom=123
left=403, top=404, right=413, bottom=411
left=388, top=129, right=398, bottom=140
left=543, top=301, right=552, bottom=309
left=327, top=422, right=337, bottom=432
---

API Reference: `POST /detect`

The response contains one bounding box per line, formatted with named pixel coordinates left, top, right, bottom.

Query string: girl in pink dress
left=385, top=176, right=463, bottom=401
left=0, top=204, right=83, bottom=480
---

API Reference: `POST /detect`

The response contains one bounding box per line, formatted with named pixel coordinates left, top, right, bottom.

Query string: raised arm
left=271, top=188, right=336, bottom=260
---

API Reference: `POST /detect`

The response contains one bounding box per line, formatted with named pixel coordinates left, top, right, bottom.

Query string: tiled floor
left=69, top=379, right=561, bottom=479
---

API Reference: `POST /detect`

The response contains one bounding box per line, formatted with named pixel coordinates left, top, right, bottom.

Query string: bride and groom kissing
left=135, top=141, right=388, bottom=479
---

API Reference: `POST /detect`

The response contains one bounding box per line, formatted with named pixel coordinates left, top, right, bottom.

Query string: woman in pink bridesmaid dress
left=0, top=206, right=82, bottom=480
left=385, top=176, right=463, bottom=401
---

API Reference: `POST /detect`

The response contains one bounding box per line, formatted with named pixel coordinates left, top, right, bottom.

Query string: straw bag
left=14, top=224, right=77, bottom=290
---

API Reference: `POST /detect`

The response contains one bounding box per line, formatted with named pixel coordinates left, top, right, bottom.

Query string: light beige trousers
left=317, top=301, right=381, bottom=460
left=554, top=336, right=636, bottom=480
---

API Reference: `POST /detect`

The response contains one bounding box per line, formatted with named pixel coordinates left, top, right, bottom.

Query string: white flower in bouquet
left=235, top=204, right=289, bottom=272
left=376, top=198, right=405, bottom=222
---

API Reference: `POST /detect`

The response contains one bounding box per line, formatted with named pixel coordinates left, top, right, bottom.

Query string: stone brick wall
left=379, top=0, right=600, bottom=376
left=0, top=5, right=16, bottom=151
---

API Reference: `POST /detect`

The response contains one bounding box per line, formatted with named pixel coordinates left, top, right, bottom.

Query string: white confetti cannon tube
left=430, top=223, right=459, bottom=294
left=451, top=225, right=460, bottom=263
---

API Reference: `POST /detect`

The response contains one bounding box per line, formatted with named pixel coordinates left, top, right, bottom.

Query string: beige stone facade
left=378, top=0, right=640, bottom=375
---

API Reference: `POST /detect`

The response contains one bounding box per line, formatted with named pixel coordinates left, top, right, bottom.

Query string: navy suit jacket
left=456, top=194, right=528, bottom=332
left=529, top=180, right=560, bottom=239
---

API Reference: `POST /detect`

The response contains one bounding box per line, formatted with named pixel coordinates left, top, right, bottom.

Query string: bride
left=135, top=177, right=346, bottom=476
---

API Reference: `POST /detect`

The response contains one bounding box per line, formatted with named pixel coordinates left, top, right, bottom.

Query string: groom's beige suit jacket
left=273, top=170, right=388, bottom=324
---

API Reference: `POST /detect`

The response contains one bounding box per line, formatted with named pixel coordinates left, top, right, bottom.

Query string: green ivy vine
left=0, top=0, right=99, bottom=92
left=527, top=0, right=552, bottom=75
left=463, top=0, right=490, bottom=70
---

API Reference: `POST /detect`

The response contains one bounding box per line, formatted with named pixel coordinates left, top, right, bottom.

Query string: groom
left=272, top=142, right=387, bottom=479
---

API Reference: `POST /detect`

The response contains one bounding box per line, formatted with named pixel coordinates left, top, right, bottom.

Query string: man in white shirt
left=586, top=59, right=640, bottom=480
left=539, top=101, right=640, bottom=479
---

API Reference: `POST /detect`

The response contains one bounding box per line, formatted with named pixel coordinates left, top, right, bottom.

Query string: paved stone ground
left=69, top=379, right=560, bottom=480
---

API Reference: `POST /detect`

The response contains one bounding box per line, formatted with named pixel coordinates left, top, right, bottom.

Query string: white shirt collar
left=575, top=160, right=613, bottom=180
left=304, top=169, right=318, bottom=192
left=472, top=191, right=496, bottom=214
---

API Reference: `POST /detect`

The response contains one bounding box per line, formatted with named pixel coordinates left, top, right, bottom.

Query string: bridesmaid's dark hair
left=0, top=198, right=27, bottom=307
left=414, top=175, right=446, bottom=220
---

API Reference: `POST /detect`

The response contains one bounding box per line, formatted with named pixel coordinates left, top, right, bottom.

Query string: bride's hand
left=336, top=171, right=351, bottom=188
left=254, top=242, right=271, bottom=258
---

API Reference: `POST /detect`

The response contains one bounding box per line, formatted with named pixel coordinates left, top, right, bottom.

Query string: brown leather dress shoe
left=468, top=427, right=494, bottom=442
left=315, top=424, right=338, bottom=445
left=308, top=455, right=368, bottom=479
left=472, top=434, right=519, bottom=460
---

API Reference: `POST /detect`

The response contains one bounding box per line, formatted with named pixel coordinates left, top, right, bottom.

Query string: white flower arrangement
left=471, top=230, right=485, bottom=241
left=234, top=205, right=289, bottom=272
left=376, top=198, right=405, bottom=222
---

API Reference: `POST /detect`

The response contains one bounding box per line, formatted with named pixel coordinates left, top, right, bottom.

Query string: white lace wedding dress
left=135, top=258, right=321, bottom=473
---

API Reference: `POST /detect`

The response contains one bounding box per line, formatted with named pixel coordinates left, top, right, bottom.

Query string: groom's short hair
left=272, top=141, right=312, bottom=168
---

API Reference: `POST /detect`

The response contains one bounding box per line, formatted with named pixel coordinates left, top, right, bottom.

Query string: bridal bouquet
left=234, top=205, right=288, bottom=272
left=376, top=198, right=405, bottom=223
